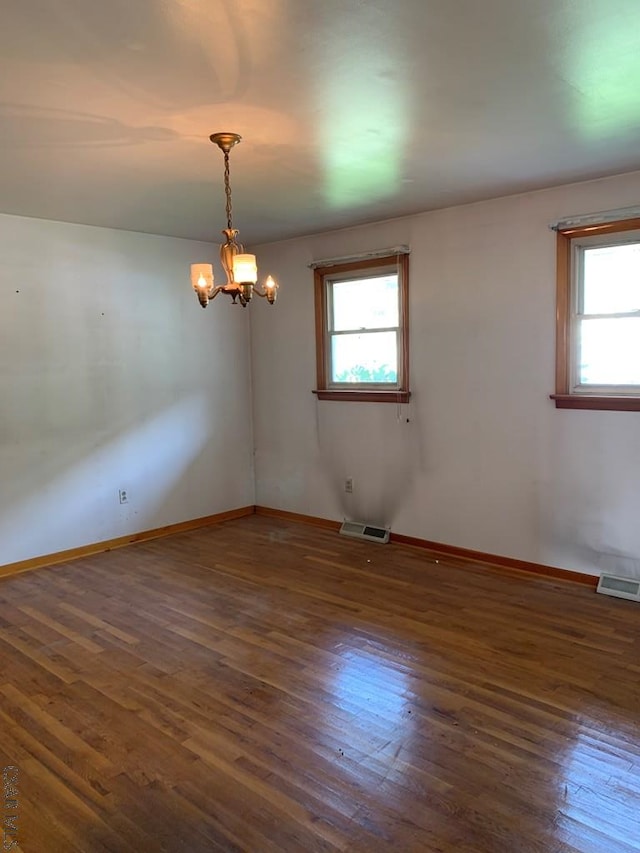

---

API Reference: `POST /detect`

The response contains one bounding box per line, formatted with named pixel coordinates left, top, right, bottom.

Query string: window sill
left=313, top=389, right=411, bottom=403
left=551, top=394, right=640, bottom=411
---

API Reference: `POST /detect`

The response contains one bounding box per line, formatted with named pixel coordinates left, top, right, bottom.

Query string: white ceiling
left=3, top=0, right=640, bottom=244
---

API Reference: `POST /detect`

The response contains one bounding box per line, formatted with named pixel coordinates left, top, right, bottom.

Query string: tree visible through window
left=313, top=254, right=409, bottom=402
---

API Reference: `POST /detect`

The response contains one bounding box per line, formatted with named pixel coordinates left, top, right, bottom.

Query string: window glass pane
left=578, top=317, right=640, bottom=385
left=582, top=243, right=640, bottom=315
left=331, top=275, right=398, bottom=331
left=331, top=331, right=398, bottom=384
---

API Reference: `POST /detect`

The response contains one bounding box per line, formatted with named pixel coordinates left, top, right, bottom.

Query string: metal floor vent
left=339, top=521, right=389, bottom=544
left=597, top=574, right=640, bottom=602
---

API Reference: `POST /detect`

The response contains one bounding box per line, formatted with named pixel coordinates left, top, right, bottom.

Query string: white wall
left=250, top=171, right=640, bottom=578
left=0, top=214, right=254, bottom=566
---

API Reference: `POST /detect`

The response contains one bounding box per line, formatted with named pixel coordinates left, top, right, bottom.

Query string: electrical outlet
left=344, top=477, right=354, bottom=494
left=119, top=489, right=128, bottom=504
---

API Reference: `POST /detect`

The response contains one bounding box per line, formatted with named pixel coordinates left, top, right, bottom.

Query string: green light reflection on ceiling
left=319, top=56, right=408, bottom=208
left=565, top=7, right=640, bottom=138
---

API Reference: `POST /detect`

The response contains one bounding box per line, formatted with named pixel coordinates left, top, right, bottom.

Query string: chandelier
left=190, top=132, right=278, bottom=308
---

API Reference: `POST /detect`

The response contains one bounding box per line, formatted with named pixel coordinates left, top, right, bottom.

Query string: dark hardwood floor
left=0, top=515, right=638, bottom=852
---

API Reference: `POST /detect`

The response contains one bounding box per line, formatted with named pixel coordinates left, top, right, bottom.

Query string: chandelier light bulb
left=190, top=263, right=214, bottom=292
left=264, top=274, right=278, bottom=304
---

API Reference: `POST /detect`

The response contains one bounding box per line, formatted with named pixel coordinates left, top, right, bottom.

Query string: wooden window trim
left=313, top=254, right=410, bottom=403
left=552, top=216, right=640, bottom=412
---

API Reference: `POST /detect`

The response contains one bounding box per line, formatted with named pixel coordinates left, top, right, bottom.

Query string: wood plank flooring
left=0, top=515, right=638, bottom=852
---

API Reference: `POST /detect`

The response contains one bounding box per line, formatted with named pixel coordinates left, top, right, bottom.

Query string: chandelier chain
left=223, top=151, right=233, bottom=230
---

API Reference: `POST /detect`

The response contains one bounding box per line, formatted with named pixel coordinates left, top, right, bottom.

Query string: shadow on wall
left=0, top=394, right=215, bottom=566
left=314, top=398, right=427, bottom=530
left=542, top=415, right=640, bottom=579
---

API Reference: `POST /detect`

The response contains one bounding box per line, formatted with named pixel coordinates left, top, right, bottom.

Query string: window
left=313, top=254, right=410, bottom=402
left=553, top=217, right=640, bottom=411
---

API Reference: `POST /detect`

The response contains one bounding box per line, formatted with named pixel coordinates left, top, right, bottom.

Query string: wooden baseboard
left=2, top=503, right=598, bottom=590
left=390, top=532, right=597, bottom=587
left=0, top=506, right=255, bottom=581
left=254, top=506, right=598, bottom=588
left=254, top=505, right=342, bottom=531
